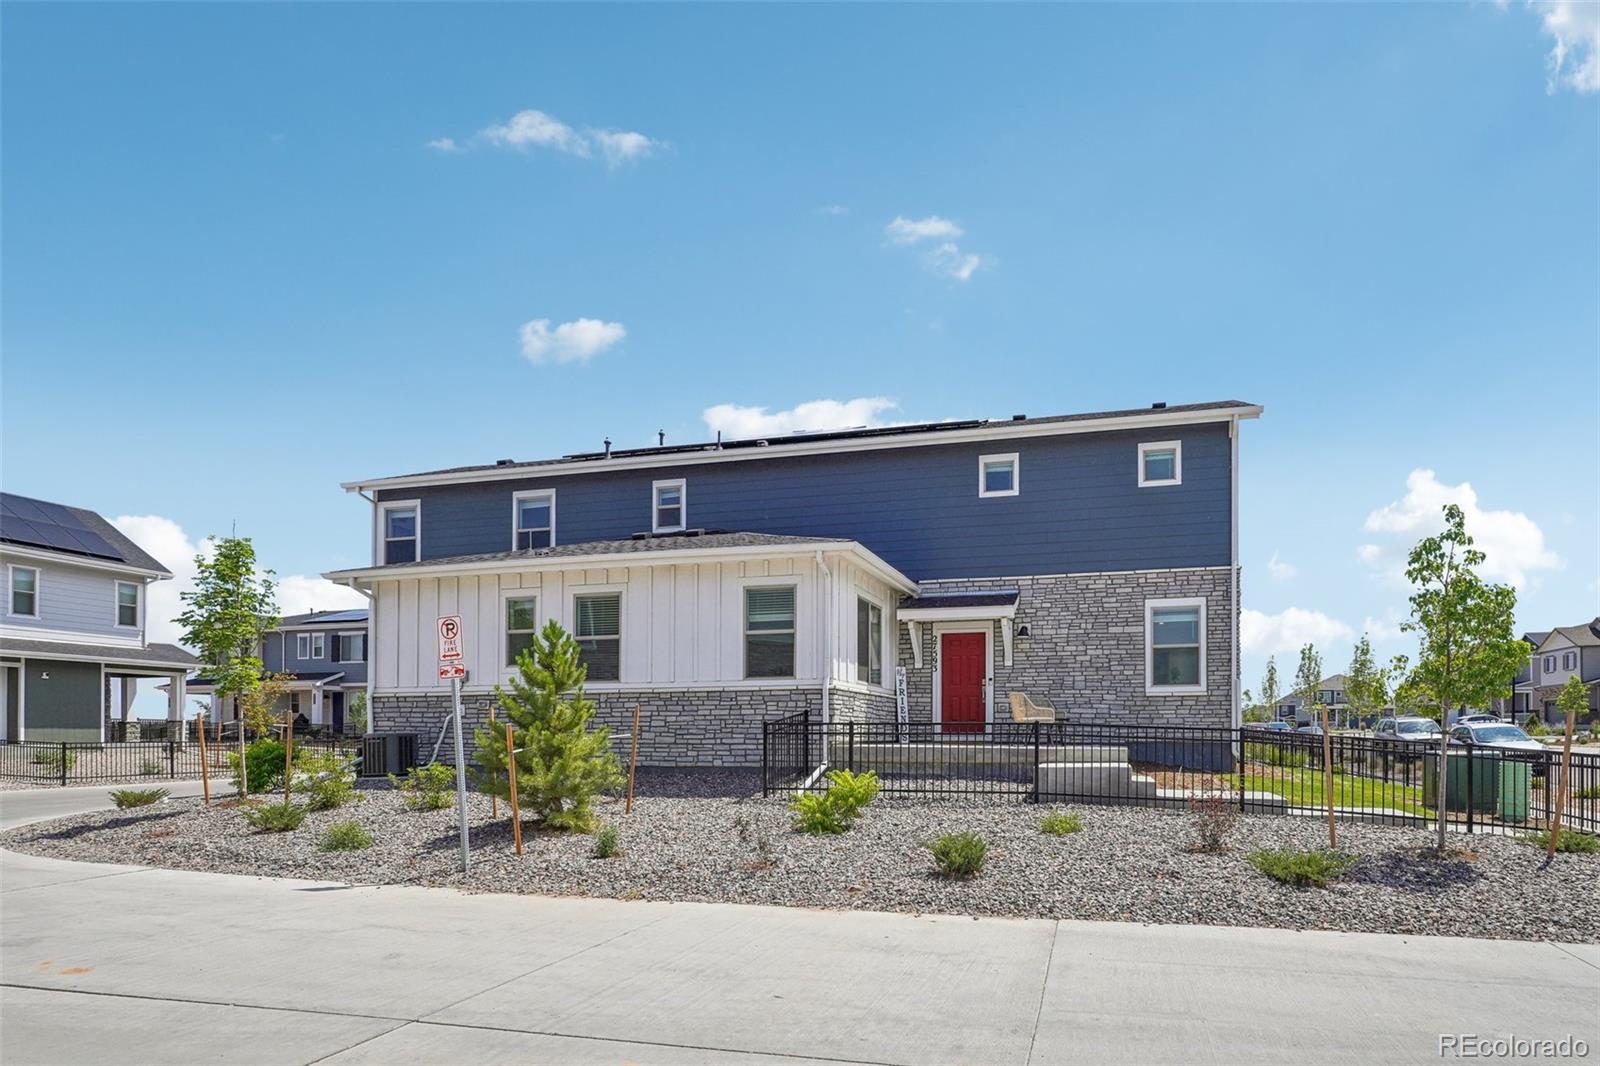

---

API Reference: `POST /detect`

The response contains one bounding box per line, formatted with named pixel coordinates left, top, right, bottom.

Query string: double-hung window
left=9, top=565, right=38, bottom=617
left=335, top=632, right=366, bottom=663
left=1545, top=655, right=1557, bottom=672
left=381, top=503, right=419, bottom=564
left=1147, top=598, right=1205, bottom=693
left=296, top=632, right=325, bottom=660
left=978, top=453, right=1019, bottom=497
left=745, top=586, right=796, bottom=679
left=513, top=491, right=555, bottom=550
left=1563, top=652, right=1577, bottom=670
left=652, top=479, right=686, bottom=533
left=505, top=596, right=537, bottom=666
left=115, top=580, right=140, bottom=628
left=856, top=598, right=883, bottom=685
left=574, top=593, right=621, bottom=681
left=1138, top=441, right=1182, bottom=487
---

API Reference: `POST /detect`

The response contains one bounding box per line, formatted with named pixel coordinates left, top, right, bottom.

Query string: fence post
left=60, top=743, right=68, bottom=786
left=168, top=739, right=176, bottom=779
left=848, top=721, right=855, bottom=774
left=761, top=721, right=769, bottom=797
left=1031, top=721, right=1041, bottom=804
left=1465, top=746, right=1475, bottom=835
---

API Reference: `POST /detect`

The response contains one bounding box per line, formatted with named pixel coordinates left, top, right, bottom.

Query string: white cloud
left=883, top=215, right=990, bottom=283
left=885, top=215, right=964, bottom=244
left=518, top=318, right=627, bottom=365
left=1532, top=0, right=1600, bottom=93
left=817, top=204, right=849, bottom=217
left=1241, top=607, right=1355, bottom=655
left=1361, top=612, right=1409, bottom=644
left=438, top=108, right=661, bottom=167
left=1361, top=469, right=1561, bottom=589
left=109, top=516, right=362, bottom=649
left=702, top=397, right=899, bottom=438
left=1267, top=551, right=1297, bottom=581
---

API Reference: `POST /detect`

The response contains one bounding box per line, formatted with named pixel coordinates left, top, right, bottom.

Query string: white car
left=1448, top=722, right=1545, bottom=754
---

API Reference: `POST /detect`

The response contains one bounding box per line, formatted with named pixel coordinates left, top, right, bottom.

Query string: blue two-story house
left=326, top=399, right=1261, bottom=765
left=189, top=608, right=369, bottom=734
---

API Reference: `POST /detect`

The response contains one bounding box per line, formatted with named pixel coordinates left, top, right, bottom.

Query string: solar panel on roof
left=0, top=493, right=124, bottom=562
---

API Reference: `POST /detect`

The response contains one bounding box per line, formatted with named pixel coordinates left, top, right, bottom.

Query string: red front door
left=940, top=632, right=986, bottom=733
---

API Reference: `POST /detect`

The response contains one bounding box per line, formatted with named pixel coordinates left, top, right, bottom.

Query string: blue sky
left=3, top=2, right=1596, bottom=703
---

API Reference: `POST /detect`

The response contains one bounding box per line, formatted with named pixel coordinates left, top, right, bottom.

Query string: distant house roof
left=0, top=636, right=196, bottom=670
left=0, top=492, right=172, bottom=574
left=1538, top=620, right=1600, bottom=652
left=1275, top=675, right=1352, bottom=705
left=343, top=400, right=1263, bottom=492
left=1522, top=631, right=1551, bottom=647
left=276, top=609, right=369, bottom=628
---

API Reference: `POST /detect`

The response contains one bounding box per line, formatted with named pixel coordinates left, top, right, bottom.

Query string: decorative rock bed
left=3, top=769, right=1595, bottom=944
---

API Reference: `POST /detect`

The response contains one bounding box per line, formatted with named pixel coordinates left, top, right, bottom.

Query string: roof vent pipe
left=658, top=430, right=665, bottom=447
left=603, top=438, right=612, bottom=458
left=1012, top=414, right=1026, bottom=421
left=716, top=430, right=722, bottom=449
left=1151, top=402, right=1167, bottom=410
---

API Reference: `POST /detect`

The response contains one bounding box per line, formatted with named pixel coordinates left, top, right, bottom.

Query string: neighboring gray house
left=1273, top=674, right=1352, bottom=725
left=0, top=492, right=198, bottom=742
left=326, top=399, right=1261, bottom=765
left=189, top=608, right=368, bottom=734
left=1512, top=620, right=1600, bottom=724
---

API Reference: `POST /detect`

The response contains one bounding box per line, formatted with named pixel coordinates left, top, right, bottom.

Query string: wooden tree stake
left=1322, top=703, right=1335, bottom=848
left=506, top=723, right=522, bottom=856
left=1548, top=706, right=1577, bottom=858
left=283, top=708, right=294, bottom=807
left=195, top=714, right=211, bottom=805
left=625, top=703, right=641, bottom=814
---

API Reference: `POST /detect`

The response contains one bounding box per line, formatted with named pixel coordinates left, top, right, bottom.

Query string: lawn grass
left=1232, top=768, right=1431, bottom=817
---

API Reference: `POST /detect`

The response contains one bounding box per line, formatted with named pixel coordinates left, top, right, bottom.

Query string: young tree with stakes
left=1345, top=634, right=1384, bottom=730
left=1295, top=643, right=1335, bottom=846
left=1401, top=504, right=1526, bottom=853
left=1547, top=674, right=1591, bottom=857
left=1259, top=656, right=1282, bottom=723
left=175, top=537, right=277, bottom=737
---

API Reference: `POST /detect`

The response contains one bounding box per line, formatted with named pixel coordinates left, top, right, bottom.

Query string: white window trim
left=1145, top=596, right=1207, bottom=695
left=652, top=478, right=687, bottom=533
left=500, top=590, right=539, bottom=672
left=1138, top=440, right=1183, bottom=488
left=510, top=489, right=557, bottom=551
left=376, top=499, right=422, bottom=564
left=743, top=582, right=799, bottom=680
left=114, top=579, right=141, bottom=629
left=297, top=633, right=311, bottom=659
left=335, top=631, right=366, bottom=663
left=571, top=587, right=625, bottom=681
left=312, top=632, right=325, bottom=659
left=7, top=565, right=40, bottom=619
left=977, top=453, right=1020, bottom=498
left=854, top=592, right=888, bottom=689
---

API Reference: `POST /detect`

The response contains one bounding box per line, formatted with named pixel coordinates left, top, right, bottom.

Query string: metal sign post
left=438, top=614, right=470, bottom=873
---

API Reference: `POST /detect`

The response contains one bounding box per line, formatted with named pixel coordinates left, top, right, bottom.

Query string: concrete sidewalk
left=0, top=779, right=216, bottom=831
left=2, top=842, right=1595, bottom=1066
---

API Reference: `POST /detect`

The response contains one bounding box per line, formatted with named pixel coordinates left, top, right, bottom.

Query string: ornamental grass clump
left=390, top=763, right=455, bottom=810
left=294, top=748, right=359, bottom=811
left=1247, top=847, right=1357, bottom=888
left=789, top=769, right=881, bottom=834
left=1039, top=811, right=1083, bottom=836
left=1520, top=830, right=1600, bottom=855
left=109, top=787, right=169, bottom=809
left=470, top=620, right=623, bottom=833
left=927, top=831, right=987, bottom=878
left=319, top=821, right=374, bottom=851
left=243, top=801, right=306, bottom=833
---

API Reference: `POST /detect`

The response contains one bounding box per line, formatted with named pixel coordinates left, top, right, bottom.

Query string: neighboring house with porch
left=189, top=608, right=368, bottom=734
left=1273, top=673, right=1352, bottom=725
left=325, top=399, right=1260, bottom=765
left=1512, top=620, right=1600, bottom=725
left=0, top=492, right=198, bottom=742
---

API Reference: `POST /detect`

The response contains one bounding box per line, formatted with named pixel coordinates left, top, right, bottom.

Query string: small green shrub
left=390, top=763, right=455, bottom=811
left=228, top=738, right=299, bottom=795
left=788, top=769, right=881, bottom=834
left=32, top=748, right=78, bottom=773
left=243, top=801, right=307, bottom=832
left=1247, top=848, right=1357, bottom=887
left=1243, top=742, right=1309, bottom=767
left=1040, top=811, right=1083, bottom=836
left=927, top=831, right=987, bottom=878
left=109, top=787, right=169, bottom=809
left=1523, top=714, right=1548, bottom=736
left=1521, top=830, right=1600, bottom=854
left=319, top=821, right=373, bottom=851
left=592, top=824, right=620, bottom=858
left=295, top=749, right=359, bottom=811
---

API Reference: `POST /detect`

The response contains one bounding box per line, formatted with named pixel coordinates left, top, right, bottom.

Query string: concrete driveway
left=0, top=787, right=1595, bottom=1065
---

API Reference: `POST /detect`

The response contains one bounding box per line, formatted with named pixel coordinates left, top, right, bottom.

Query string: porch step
left=1036, top=760, right=1157, bottom=801
left=828, top=740, right=1128, bottom=772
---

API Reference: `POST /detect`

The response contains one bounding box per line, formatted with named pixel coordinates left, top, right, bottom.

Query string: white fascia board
left=897, top=602, right=1017, bottom=623
left=0, top=544, right=171, bottom=581
left=1533, top=630, right=1580, bottom=654
left=341, top=406, right=1264, bottom=493
left=2, top=648, right=198, bottom=672
left=324, top=540, right=919, bottom=593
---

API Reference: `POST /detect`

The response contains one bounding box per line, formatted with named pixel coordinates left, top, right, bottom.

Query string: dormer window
left=653, top=479, right=686, bottom=533
left=513, top=490, right=555, bottom=550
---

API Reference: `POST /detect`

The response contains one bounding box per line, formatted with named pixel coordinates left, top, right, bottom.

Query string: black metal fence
left=761, top=713, right=1600, bottom=837
left=0, top=736, right=364, bottom=786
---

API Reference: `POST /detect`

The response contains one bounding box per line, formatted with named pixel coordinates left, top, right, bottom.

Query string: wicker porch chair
left=1008, top=691, right=1059, bottom=724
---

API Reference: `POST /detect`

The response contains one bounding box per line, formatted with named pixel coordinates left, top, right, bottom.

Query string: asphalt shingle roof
left=0, top=492, right=172, bottom=574
left=0, top=636, right=197, bottom=668
left=276, top=609, right=369, bottom=628
left=328, top=531, right=845, bottom=575
left=899, top=590, right=1020, bottom=611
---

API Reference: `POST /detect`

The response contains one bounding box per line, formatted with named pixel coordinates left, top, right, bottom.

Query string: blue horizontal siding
left=378, top=425, right=1233, bottom=580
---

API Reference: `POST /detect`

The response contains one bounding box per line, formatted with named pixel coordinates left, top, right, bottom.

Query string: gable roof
left=1536, top=620, right=1600, bottom=653
left=0, top=492, right=172, bottom=575
left=343, top=399, right=1263, bottom=493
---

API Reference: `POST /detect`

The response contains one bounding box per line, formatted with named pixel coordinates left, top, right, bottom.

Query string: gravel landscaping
left=4, top=768, right=1596, bottom=943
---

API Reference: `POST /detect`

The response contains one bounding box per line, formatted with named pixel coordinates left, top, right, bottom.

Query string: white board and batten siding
left=370, top=552, right=892, bottom=695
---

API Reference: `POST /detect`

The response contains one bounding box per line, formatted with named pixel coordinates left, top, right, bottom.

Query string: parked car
left=1454, top=712, right=1503, bottom=727
left=1374, top=716, right=1442, bottom=742
left=1448, top=722, right=1545, bottom=754
left=1245, top=720, right=1294, bottom=732
left=1296, top=724, right=1325, bottom=735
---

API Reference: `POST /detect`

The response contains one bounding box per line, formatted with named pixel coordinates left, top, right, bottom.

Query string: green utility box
left=1422, top=751, right=1500, bottom=813
left=1497, top=759, right=1532, bottom=823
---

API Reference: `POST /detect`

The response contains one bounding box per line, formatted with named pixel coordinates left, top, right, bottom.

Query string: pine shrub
left=1247, top=848, right=1357, bottom=887
left=243, top=801, right=306, bottom=832
left=319, top=821, right=374, bottom=851
left=110, top=787, right=169, bottom=809
left=295, top=748, right=359, bottom=811
left=788, top=769, right=881, bottom=834
left=592, top=824, right=620, bottom=858
left=928, top=831, right=987, bottom=878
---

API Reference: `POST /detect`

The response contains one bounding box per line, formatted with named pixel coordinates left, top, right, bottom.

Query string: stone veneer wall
left=827, top=683, right=899, bottom=724
left=897, top=567, right=1236, bottom=728
left=374, top=684, right=822, bottom=768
